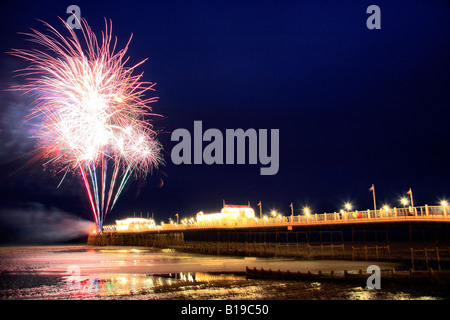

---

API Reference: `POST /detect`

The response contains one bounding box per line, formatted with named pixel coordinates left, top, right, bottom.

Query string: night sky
left=0, top=1, right=449, bottom=241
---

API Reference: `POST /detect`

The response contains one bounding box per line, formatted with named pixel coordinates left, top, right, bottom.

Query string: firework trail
left=9, top=18, right=163, bottom=231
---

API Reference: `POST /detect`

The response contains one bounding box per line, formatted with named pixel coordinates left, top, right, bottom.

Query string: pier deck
left=88, top=205, right=450, bottom=270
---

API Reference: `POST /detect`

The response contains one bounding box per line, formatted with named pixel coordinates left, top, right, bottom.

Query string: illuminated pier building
left=196, top=204, right=256, bottom=226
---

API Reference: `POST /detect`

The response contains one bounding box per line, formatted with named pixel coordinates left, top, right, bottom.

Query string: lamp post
left=383, top=205, right=390, bottom=217
left=303, top=207, right=310, bottom=217
left=344, top=203, right=352, bottom=219
left=271, top=210, right=276, bottom=223
left=442, top=200, right=448, bottom=216
left=401, top=198, right=408, bottom=207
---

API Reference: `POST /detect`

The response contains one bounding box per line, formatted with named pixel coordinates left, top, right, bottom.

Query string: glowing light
left=345, top=203, right=352, bottom=211
left=303, top=207, right=310, bottom=217
left=196, top=204, right=256, bottom=225
left=442, top=201, right=448, bottom=207
left=401, top=198, right=408, bottom=207
left=115, top=218, right=156, bottom=232
left=10, top=18, right=163, bottom=232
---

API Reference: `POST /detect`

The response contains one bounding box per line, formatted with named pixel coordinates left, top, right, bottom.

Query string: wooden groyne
left=245, top=266, right=450, bottom=284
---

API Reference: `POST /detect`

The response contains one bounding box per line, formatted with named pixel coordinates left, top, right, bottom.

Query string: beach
left=0, top=245, right=448, bottom=300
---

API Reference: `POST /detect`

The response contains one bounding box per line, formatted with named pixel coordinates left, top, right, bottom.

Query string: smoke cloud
left=0, top=202, right=95, bottom=244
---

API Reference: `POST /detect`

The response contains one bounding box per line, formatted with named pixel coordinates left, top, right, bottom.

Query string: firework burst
left=10, top=18, right=163, bottom=231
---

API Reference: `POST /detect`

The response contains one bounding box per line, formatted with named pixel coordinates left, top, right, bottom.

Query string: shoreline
left=2, top=244, right=405, bottom=276
left=1, top=245, right=450, bottom=300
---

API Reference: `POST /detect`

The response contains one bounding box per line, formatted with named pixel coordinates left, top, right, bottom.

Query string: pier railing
left=103, top=205, right=450, bottom=233
left=185, top=205, right=449, bottom=229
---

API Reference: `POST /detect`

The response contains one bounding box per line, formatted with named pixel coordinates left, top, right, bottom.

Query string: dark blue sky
left=1, top=0, right=450, bottom=228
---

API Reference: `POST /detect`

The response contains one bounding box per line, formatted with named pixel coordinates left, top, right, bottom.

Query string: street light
left=442, top=200, right=448, bottom=217
left=345, top=203, right=352, bottom=211
left=400, top=198, right=408, bottom=207
left=303, top=207, right=310, bottom=217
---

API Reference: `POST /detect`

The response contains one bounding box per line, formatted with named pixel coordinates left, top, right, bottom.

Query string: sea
left=0, top=245, right=449, bottom=301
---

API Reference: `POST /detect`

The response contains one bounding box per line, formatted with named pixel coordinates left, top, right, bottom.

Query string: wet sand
left=0, top=245, right=403, bottom=276
left=0, top=245, right=448, bottom=300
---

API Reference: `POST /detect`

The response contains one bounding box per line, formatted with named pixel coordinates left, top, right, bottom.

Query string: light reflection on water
left=60, top=272, right=446, bottom=300
left=98, top=248, right=152, bottom=254
left=1, top=246, right=449, bottom=300
left=64, top=272, right=247, bottom=298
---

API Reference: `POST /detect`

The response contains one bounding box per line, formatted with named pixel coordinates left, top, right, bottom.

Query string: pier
left=88, top=205, right=450, bottom=269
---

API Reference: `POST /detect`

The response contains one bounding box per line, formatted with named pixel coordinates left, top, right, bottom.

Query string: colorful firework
left=9, top=18, right=163, bottom=231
